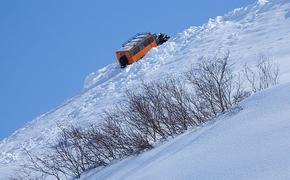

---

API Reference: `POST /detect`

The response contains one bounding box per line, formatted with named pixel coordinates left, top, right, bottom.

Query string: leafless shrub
left=21, top=149, right=64, bottom=180
left=244, top=55, right=279, bottom=93
left=122, top=77, right=202, bottom=142
left=102, top=112, right=153, bottom=154
left=103, top=107, right=153, bottom=153
left=81, top=125, right=113, bottom=165
left=21, top=117, right=153, bottom=179
left=9, top=166, right=47, bottom=180
left=21, top=126, right=106, bottom=179
left=186, top=52, right=249, bottom=117
left=51, top=126, right=93, bottom=178
left=125, top=87, right=169, bottom=141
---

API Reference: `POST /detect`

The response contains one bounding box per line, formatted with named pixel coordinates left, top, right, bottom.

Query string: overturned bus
left=116, top=33, right=170, bottom=68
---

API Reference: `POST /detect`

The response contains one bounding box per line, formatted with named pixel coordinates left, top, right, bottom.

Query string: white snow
left=82, top=82, right=290, bottom=180
left=258, top=0, right=269, bottom=5
left=1, top=0, right=290, bottom=179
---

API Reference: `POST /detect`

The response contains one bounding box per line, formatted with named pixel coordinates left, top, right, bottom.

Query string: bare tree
left=186, top=52, right=249, bottom=117
left=125, top=88, right=168, bottom=141
left=102, top=112, right=153, bottom=154
left=244, top=55, right=279, bottom=93
left=22, top=126, right=104, bottom=179
left=22, top=149, right=64, bottom=180
left=121, top=77, right=206, bottom=141
left=9, top=166, right=47, bottom=180
left=50, top=126, right=104, bottom=178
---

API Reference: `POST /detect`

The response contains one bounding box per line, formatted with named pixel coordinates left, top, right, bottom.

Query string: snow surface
left=258, top=0, right=269, bottom=5
left=1, top=0, right=290, bottom=179
left=82, top=82, right=290, bottom=180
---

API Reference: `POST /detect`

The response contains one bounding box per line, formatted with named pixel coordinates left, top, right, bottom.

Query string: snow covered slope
left=82, top=81, right=290, bottom=180
left=1, top=0, right=290, bottom=178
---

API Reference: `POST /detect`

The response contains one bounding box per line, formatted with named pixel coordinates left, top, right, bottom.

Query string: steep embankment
left=1, top=0, right=290, bottom=178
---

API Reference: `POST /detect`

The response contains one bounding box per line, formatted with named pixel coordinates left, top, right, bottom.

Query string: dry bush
left=9, top=167, right=47, bottom=180
left=186, top=52, right=250, bottom=116
left=21, top=118, right=153, bottom=179
left=102, top=112, right=153, bottom=154
left=244, top=55, right=279, bottom=93
left=122, top=77, right=201, bottom=141
left=22, top=149, right=64, bottom=180
left=22, top=126, right=106, bottom=179
left=51, top=127, right=94, bottom=178
left=124, top=87, right=169, bottom=141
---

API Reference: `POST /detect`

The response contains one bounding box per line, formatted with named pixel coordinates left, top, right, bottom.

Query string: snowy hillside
left=82, top=81, right=290, bottom=180
left=1, top=0, right=290, bottom=178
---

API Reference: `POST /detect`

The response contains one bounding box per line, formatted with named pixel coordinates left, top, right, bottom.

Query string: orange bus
left=116, top=33, right=169, bottom=68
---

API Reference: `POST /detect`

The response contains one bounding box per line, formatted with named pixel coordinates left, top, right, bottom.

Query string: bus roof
left=118, top=33, right=151, bottom=51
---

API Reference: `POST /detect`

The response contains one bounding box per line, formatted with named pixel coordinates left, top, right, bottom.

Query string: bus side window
left=149, top=37, right=154, bottom=44
left=143, top=39, right=150, bottom=47
left=130, top=46, right=140, bottom=56
left=139, top=42, right=144, bottom=50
